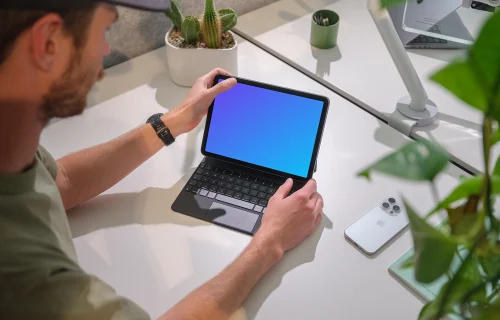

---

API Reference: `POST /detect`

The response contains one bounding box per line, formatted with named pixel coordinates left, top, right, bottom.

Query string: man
left=0, top=0, right=324, bottom=319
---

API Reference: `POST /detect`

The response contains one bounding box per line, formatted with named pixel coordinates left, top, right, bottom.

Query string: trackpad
left=208, top=202, right=259, bottom=233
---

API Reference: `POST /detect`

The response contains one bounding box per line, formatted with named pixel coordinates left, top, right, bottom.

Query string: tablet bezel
left=201, top=74, right=329, bottom=182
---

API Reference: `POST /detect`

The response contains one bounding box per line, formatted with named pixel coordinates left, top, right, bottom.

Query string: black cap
left=1, top=0, right=171, bottom=12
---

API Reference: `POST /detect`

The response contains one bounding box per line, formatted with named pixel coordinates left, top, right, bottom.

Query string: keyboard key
left=200, top=163, right=206, bottom=169
left=234, top=192, right=243, bottom=199
left=250, top=190, right=258, bottom=197
left=207, top=165, right=213, bottom=170
left=227, top=177, right=235, bottom=183
left=225, top=183, right=234, bottom=190
left=222, top=169, right=228, bottom=174
left=202, top=183, right=209, bottom=189
left=254, top=205, right=263, bottom=213
left=259, top=199, right=268, bottom=207
left=267, top=188, right=276, bottom=194
left=185, top=185, right=192, bottom=192
left=220, top=174, right=227, bottom=181
left=258, top=192, right=266, bottom=199
left=214, top=167, right=220, bottom=172
left=251, top=183, right=259, bottom=190
left=217, top=181, right=225, bottom=187
left=196, top=168, right=204, bottom=174
left=196, top=181, right=202, bottom=187
left=243, top=181, right=251, bottom=188
left=199, top=189, right=209, bottom=197
left=208, top=192, right=216, bottom=199
left=226, top=190, right=235, bottom=197
left=258, top=185, right=267, bottom=192
left=210, top=179, right=217, bottom=185
left=235, top=179, right=243, bottom=185
left=266, top=194, right=272, bottom=201
left=234, top=186, right=242, bottom=192
left=212, top=173, right=220, bottom=178
left=218, top=188, right=226, bottom=195
left=188, top=180, right=196, bottom=186
left=242, top=188, right=250, bottom=194
left=202, top=176, right=210, bottom=183
left=243, top=195, right=251, bottom=201
left=204, top=170, right=212, bottom=176
left=191, top=187, right=200, bottom=194
left=210, top=186, right=218, bottom=192
left=216, top=194, right=254, bottom=210
left=250, top=197, right=259, bottom=204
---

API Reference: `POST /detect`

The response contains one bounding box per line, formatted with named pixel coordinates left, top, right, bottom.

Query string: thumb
left=208, top=78, right=237, bottom=97
left=275, top=178, right=293, bottom=199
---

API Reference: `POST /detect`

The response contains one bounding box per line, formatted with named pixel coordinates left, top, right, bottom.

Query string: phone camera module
left=388, top=198, right=396, bottom=204
left=393, top=205, right=400, bottom=212
left=382, top=202, right=390, bottom=209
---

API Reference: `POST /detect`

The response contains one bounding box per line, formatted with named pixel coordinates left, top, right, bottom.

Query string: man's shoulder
left=36, top=145, right=58, bottom=180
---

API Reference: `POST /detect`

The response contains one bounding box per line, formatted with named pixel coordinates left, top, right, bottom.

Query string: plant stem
left=431, top=181, right=440, bottom=207
left=482, top=116, right=496, bottom=234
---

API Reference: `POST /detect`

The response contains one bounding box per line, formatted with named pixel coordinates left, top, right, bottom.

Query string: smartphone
left=345, top=197, right=409, bottom=255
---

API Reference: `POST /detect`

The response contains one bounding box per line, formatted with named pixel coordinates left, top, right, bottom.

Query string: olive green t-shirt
left=0, top=146, right=150, bottom=319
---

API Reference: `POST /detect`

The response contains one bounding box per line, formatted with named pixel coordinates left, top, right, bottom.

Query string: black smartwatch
left=146, top=113, right=176, bottom=146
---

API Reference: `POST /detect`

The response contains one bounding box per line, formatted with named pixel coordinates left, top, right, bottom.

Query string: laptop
left=388, top=0, right=473, bottom=49
left=171, top=75, right=329, bottom=235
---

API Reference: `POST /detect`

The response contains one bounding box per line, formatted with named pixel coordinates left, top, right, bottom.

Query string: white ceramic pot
left=165, top=27, right=238, bottom=87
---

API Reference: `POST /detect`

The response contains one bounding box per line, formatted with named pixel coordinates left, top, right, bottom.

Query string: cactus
left=182, top=16, right=201, bottom=45
left=219, top=8, right=237, bottom=33
left=164, top=0, right=238, bottom=49
left=202, top=0, right=221, bottom=48
left=165, top=0, right=184, bottom=29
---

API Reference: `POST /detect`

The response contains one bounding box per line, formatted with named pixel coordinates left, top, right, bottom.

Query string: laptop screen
left=204, top=80, right=325, bottom=178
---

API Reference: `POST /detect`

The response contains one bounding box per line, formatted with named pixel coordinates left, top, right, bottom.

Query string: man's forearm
left=160, top=235, right=283, bottom=320
left=56, top=114, right=181, bottom=210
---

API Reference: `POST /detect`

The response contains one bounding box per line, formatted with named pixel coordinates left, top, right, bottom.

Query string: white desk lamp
left=367, top=0, right=497, bottom=130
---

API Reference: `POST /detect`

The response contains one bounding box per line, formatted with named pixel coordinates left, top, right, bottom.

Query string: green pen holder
left=310, top=9, right=340, bottom=49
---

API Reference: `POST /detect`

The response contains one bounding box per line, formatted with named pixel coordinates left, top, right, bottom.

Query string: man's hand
left=161, top=68, right=237, bottom=137
left=255, top=178, right=324, bottom=256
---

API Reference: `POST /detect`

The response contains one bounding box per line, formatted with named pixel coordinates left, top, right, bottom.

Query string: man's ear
left=29, top=13, right=66, bottom=72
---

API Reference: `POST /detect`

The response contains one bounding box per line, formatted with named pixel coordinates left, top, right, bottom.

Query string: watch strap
left=147, top=113, right=175, bottom=146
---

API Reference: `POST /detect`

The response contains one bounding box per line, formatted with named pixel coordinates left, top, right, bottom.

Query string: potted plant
left=359, top=2, right=500, bottom=319
left=164, top=0, right=238, bottom=87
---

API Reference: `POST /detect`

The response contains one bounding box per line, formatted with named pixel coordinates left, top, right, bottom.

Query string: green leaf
left=473, top=297, right=500, bottom=320
left=494, top=157, right=500, bottom=176
left=405, top=200, right=457, bottom=283
left=165, top=0, right=185, bottom=29
left=219, top=8, right=237, bottom=33
left=400, top=255, right=414, bottom=269
left=431, top=61, right=489, bottom=113
left=380, top=0, right=409, bottom=8
left=433, top=176, right=500, bottom=212
left=358, top=140, right=449, bottom=182
left=479, top=254, right=500, bottom=278
left=419, top=257, right=486, bottom=320
left=468, top=12, right=500, bottom=117
left=491, top=129, right=500, bottom=147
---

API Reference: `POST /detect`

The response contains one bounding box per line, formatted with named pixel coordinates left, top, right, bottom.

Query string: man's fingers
left=300, top=179, right=317, bottom=198
left=313, top=194, right=324, bottom=218
left=274, top=178, right=293, bottom=199
left=208, top=77, right=237, bottom=97
left=202, top=68, right=233, bottom=86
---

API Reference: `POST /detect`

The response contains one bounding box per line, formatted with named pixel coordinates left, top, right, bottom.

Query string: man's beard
left=40, top=52, right=104, bottom=124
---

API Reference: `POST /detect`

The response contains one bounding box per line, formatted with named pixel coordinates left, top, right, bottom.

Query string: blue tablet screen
left=205, top=81, right=324, bottom=178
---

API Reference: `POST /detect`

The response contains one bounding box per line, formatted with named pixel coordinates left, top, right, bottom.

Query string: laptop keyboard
left=184, top=163, right=298, bottom=213
left=408, top=24, right=448, bottom=45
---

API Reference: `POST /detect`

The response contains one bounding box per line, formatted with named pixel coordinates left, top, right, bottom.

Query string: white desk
left=41, top=37, right=469, bottom=319
left=235, top=0, right=495, bottom=174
